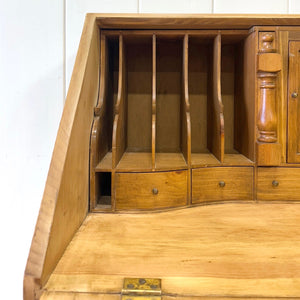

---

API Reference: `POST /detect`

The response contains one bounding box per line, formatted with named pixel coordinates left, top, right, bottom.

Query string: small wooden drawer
left=257, top=167, right=300, bottom=201
left=192, top=167, right=253, bottom=203
left=115, top=170, right=188, bottom=210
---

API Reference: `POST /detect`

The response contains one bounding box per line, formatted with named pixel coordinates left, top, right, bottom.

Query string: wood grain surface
left=115, top=170, right=187, bottom=209
left=257, top=167, right=300, bottom=200
left=24, top=15, right=99, bottom=299
left=192, top=167, right=253, bottom=202
left=45, top=203, right=300, bottom=297
left=208, top=34, right=224, bottom=162
left=95, top=14, right=300, bottom=29
left=287, top=41, right=300, bottom=163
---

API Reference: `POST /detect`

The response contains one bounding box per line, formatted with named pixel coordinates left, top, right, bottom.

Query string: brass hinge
left=121, top=278, right=162, bottom=300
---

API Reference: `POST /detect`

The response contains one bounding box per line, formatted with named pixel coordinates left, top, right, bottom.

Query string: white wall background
left=0, top=1, right=299, bottom=298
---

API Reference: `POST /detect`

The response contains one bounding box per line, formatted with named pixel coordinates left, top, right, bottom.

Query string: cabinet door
left=288, top=41, right=300, bottom=163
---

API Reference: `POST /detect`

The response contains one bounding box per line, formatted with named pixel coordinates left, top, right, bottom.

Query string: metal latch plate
left=121, top=278, right=162, bottom=300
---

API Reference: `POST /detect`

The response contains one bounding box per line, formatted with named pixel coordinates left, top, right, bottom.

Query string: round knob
left=219, top=181, right=226, bottom=188
left=152, top=188, right=158, bottom=195
left=262, top=33, right=274, bottom=43
left=272, top=180, right=279, bottom=187
left=292, top=92, right=298, bottom=98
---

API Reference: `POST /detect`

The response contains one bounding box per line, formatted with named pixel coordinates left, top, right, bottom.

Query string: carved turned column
left=257, top=33, right=278, bottom=142
left=257, top=72, right=277, bottom=142
left=256, top=31, right=282, bottom=165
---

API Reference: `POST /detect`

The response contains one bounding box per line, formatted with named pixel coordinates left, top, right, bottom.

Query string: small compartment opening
left=156, top=37, right=182, bottom=153
left=221, top=36, right=254, bottom=164
left=222, top=42, right=237, bottom=154
left=189, top=37, right=220, bottom=166
left=96, top=172, right=112, bottom=208
left=155, top=36, right=187, bottom=169
left=126, top=36, right=152, bottom=152
left=116, top=36, right=153, bottom=171
left=95, top=36, right=119, bottom=171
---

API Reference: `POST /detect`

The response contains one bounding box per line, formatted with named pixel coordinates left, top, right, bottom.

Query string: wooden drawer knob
left=272, top=180, right=279, bottom=187
left=219, top=181, right=226, bottom=188
left=152, top=188, right=158, bottom=195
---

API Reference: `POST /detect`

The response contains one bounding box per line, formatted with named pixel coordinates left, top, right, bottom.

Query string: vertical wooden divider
left=182, top=34, right=191, bottom=165
left=182, top=34, right=192, bottom=204
left=90, top=34, right=108, bottom=210
left=94, top=33, right=107, bottom=115
left=112, top=34, right=127, bottom=209
left=208, top=33, right=224, bottom=162
left=152, top=34, right=156, bottom=171
left=112, top=34, right=127, bottom=168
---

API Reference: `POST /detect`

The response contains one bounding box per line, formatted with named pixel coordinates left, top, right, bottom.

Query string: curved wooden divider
left=152, top=34, right=156, bottom=171
left=181, top=34, right=191, bottom=167
left=208, top=33, right=225, bottom=162
left=112, top=34, right=126, bottom=169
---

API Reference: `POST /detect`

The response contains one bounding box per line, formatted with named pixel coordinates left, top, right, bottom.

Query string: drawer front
left=257, top=167, right=300, bottom=200
left=192, top=167, right=253, bottom=203
left=115, top=170, right=187, bottom=210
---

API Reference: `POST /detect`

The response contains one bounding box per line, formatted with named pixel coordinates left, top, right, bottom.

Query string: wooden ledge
left=45, top=203, right=300, bottom=298
left=94, top=14, right=300, bottom=30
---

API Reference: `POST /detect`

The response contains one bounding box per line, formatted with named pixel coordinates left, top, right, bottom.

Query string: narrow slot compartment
left=221, top=37, right=254, bottom=166
left=189, top=36, right=221, bottom=167
left=95, top=36, right=119, bottom=171
left=95, top=172, right=112, bottom=209
left=90, top=35, right=118, bottom=211
left=116, top=36, right=153, bottom=171
left=155, top=36, right=187, bottom=170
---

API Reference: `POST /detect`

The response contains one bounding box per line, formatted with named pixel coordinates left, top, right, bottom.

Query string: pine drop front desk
left=25, top=14, right=300, bottom=300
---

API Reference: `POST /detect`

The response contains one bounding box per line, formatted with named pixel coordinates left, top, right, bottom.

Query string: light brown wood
left=40, top=291, right=119, bottom=300
left=257, top=53, right=282, bottom=72
left=152, top=34, right=157, bottom=170
left=208, top=34, right=224, bottom=162
left=256, top=31, right=283, bottom=166
left=192, top=167, right=253, bottom=202
left=191, top=153, right=253, bottom=167
left=40, top=291, right=300, bottom=300
left=189, top=39, right=210, bottom=154
left=234, top=33, right=256, bottom=161
left=112, top=35, right=127, bottom=168
left=46, top=204, right=300, bottom=297
left=24, top=14, right=100, bottom=298
left=90, top=117, right=100, bottom=209
left=223, top=153, right=254, bottom=165
left=115, top=171, right=187, bottom=209
left=126, top=36, right=152, bottom=152
left=287, top=41, right=300, bottom=163
left=116, top=152, right=152, bottom=171
left=256, top=142, right=282, bottom=166
left=155, top=152, right=187, bottom=170
left=278, top=30, right=288, bottom=163
left=94, top=33, right=108, bottom=115
left=25, top=15, right=300, bottom=300
left=181, top=34, right=191, bottom=166
left=102, top=29, right=249, bottom=38
left=257, top=167, right=300, bottom=200
left=95, top=14, right=300, bottom=29
left=221, top=44, right=235, bottom=153
left=156, top=38, right=182, bottom=153
left=95, top=151, right=112, bottom=171
left=191, top=153, right=221, bottom=166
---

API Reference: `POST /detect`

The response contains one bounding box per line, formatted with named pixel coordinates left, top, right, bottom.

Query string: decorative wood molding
left=256, top=31, right=282, bottom=146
